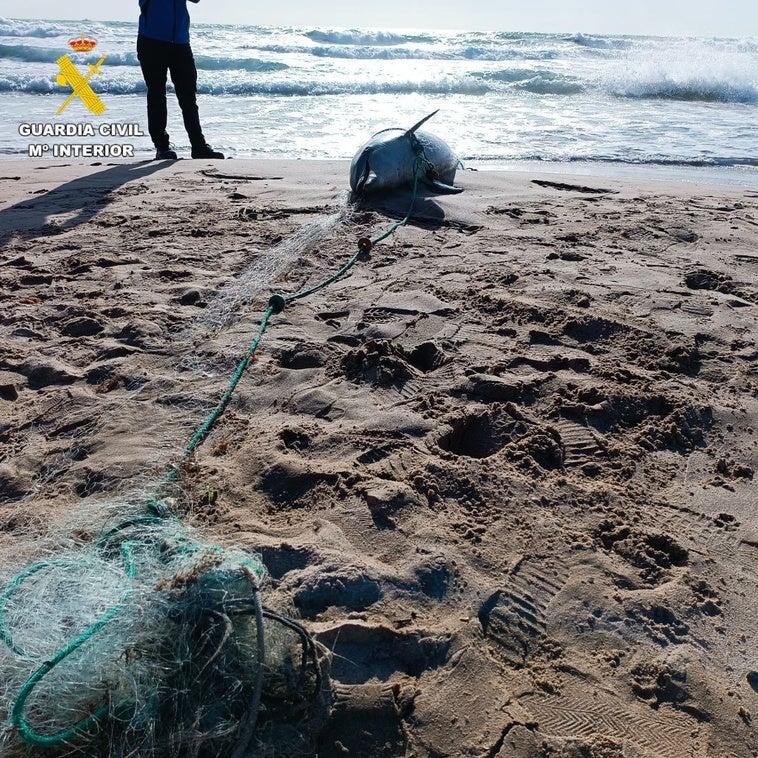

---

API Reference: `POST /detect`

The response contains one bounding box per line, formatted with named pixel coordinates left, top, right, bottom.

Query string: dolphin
left=349, top=110, right=463, bottom=197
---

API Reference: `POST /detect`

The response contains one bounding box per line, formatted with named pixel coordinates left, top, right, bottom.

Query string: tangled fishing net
left=0, top=207, right=355, bottom=756
left=195, top=203, right=351, bottom=335
left=0, top=504, right=324, bottom=757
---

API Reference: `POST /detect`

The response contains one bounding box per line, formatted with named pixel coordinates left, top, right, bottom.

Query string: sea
left=0, top=17, right=757, bottom=185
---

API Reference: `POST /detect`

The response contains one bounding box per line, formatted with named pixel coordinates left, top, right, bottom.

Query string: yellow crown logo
left=68, top=37, right=98, bottom=53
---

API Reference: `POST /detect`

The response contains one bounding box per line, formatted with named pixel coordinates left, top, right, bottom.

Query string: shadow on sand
left=0, top=160, right=173, bottom=247
left=351, top=188, right=447, bottom=228
left=350, top=186, right=479, bottom=232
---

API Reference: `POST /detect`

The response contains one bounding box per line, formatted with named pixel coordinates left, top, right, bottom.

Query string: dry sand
left=0, top=158, right=756, bottom=757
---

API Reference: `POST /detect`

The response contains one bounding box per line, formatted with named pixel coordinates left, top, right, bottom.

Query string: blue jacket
left=138, top=0, right=198, bottom=44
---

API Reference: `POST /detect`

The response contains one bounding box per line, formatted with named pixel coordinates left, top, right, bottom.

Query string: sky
left=1, top=0, right=757, bottom=38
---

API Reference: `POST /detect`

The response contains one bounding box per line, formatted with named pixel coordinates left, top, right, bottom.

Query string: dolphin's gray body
left=349, top=110, right=463, bottom=197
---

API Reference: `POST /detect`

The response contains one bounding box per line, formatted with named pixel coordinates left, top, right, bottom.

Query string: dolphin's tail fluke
left=406, top=109, right=439, bottom=135
left=349, top=148, right=373, bottom=195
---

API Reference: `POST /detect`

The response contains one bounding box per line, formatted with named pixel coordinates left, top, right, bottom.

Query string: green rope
left=370, top=156, right=422, bottom=245
left=284, top=250, right=363, bottom=304
left=10, top=543, right=137, bottom=747
left=182, top=304, right=277, bottom=460
left=96, top=514, right=167, bottom=548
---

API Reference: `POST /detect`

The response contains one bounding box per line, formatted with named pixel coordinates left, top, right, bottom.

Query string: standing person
left=137, top=0, right=224, bottom=160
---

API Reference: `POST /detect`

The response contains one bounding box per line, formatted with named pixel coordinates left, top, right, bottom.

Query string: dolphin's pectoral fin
left=425, top=179, right=464, bottom=194
left=421, top=164, right=463, bottom=194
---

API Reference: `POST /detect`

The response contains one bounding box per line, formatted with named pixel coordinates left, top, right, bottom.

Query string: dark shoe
left=191, top=143, right=224, bottom=159
left=155, top=147, right=178, bottom=160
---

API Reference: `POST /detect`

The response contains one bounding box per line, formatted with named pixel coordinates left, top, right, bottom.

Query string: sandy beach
left=0, top=158, right=756, bottom=757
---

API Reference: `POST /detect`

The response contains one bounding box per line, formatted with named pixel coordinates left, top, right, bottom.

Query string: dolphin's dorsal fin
left=406, top=109, right=439, bottom=135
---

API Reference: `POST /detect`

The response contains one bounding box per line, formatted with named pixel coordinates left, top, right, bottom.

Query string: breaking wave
left=304, top=29, right=421, bottom=46
left=0, top=17, right=62, bottom=38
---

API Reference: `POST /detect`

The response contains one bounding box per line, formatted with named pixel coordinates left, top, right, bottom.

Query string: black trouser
left=137, top=34, right=205, bottom=149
